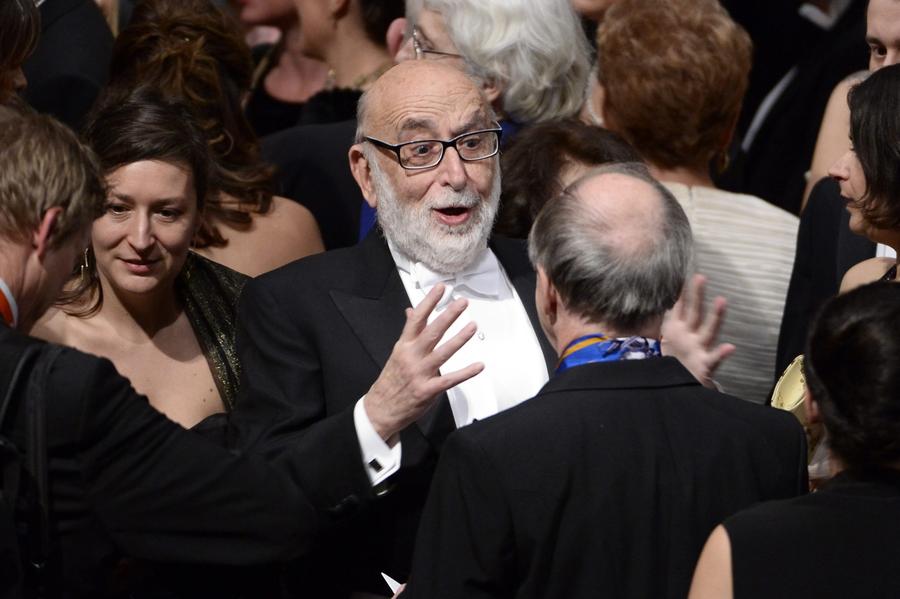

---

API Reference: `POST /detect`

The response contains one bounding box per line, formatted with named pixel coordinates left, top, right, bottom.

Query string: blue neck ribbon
left=555, top=334, right=662, bottom=375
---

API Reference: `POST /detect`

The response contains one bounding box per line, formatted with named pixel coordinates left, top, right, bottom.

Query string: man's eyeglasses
left=364, top=126, right=503, bottom=170
left=411, top=26, right=464, bottom=61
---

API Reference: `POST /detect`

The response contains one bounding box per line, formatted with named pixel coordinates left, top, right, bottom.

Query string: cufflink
left=368, top=458, right=383, bottom=473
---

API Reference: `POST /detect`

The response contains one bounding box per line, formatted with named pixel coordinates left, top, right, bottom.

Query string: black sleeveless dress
left=724, top=468, right=900, bottom=598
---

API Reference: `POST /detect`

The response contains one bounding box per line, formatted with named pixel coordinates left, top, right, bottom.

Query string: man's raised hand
left=364, top=284, right=484, bottom=441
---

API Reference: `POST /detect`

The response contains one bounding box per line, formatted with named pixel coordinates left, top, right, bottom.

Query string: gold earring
left=79, top=247, right=90, bottom=284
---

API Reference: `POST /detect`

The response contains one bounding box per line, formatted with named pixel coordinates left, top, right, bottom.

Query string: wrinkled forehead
left=367, top=76, right=493, bottom=141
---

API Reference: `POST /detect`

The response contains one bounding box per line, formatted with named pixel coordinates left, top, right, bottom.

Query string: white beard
left=370, top=156, right=500, bottom=275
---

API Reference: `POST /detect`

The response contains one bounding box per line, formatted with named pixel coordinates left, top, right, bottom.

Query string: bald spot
left=572, top=172, right=665, bottom=257
left=361, top=61, right=493, bottom=140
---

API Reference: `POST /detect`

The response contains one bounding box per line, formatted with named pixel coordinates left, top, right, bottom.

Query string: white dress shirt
left=353, top=243, right=549, bottom=485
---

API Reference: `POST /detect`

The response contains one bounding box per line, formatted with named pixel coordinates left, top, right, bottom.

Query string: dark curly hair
left=109, top=0, right=274, bottom=248
left=805, top=281, right=900, bottom=470
left=497, top=119, right=640, bottom=238
left=847, top=64, right=900, bottom=231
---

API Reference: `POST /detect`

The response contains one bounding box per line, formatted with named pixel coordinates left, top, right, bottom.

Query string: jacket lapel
left=328, top=232, right=456, bottom=453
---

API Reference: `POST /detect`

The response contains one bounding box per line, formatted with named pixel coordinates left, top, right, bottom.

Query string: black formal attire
left=717, top=0, right=867, bottom=215
left=261, top=118, right=363, bottom=250
left=22, top=0, right=113, bottom=130
left=775, top=177, right=874, bottom=379
left=230, top=231, right=555, bottom=596
left=724, top=468, right=900, bottom=598
left=403, top=358, right=808, bottom=599
left=0, top=322, right=360, bottom=598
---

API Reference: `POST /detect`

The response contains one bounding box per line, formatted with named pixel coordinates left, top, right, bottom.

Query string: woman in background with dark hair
left=689, top=281, right=900, bottom=598
left=237, top=0, right=330, bottom=137
left=291, top=0, right=404, bottom=124
left=0, top=0, right=40, bottom=104
left=34, top=89, right=246, bottom=431
left=831, top=63, right=900, bottom=292
left=109, top=0, right=323, bottom=277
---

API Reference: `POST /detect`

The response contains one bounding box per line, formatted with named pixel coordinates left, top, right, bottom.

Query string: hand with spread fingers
left=364, top=284, right=485, bottom=442
left=662, top=274, right=736, bottom=388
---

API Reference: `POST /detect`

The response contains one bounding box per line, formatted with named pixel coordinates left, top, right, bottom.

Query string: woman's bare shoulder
left=199, top=195, right=324, bottom=276
left=840, top=257, right=897, bottom=293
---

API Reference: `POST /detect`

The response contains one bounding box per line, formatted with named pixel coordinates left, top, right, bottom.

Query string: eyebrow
left=395, top=112, right=494, bottom=141
left=398, top=117, right=438, bottom=136
left=866, top=35, right=884, bottom=45
left=110, top=193, right=187, bottom=205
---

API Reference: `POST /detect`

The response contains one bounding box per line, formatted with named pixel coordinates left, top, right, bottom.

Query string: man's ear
left=386, top=17, right=407, bottom=59
left=32, top=207, right=63, bottom=260
left=482, top=77, right=503, bottom=108
left=349, top=144, right=379, bottom=209
left=536, top=267, right=558, bottom=325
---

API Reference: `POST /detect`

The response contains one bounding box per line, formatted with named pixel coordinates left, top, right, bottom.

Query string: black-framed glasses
left=411, top=26, right=464, bottom=61
left=364, top=126, right=503, bottom=170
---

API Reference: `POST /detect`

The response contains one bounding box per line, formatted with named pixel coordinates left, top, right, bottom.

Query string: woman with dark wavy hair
left=34, top=88, right=247, bottom=431
left=108, top=0, right=323, bottom=276
left=690, top=282, right=900, bottom=598
left=832, top=63, right=900, bottom=292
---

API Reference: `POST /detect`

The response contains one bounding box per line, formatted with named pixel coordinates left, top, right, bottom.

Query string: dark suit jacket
left=22, top=0, right=113, bottom=129
left=0, top=322, right=359, bottom=598
left=230, top=231, right=555, bottom=596
left=775, top=177, right=875, bottom=378
left=262, top=118, right=363, bottom=250
left=403, top=358, right=808, bottom=599
left=717, top=0, right=867, bottom=215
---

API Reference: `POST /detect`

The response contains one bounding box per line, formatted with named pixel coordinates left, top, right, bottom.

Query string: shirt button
left=477, top=331, right=485, bottom=340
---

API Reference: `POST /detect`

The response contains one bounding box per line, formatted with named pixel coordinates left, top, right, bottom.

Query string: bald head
left=356, top=61, right=493, bottom=142
left=528, top=163, right=693, bottom=331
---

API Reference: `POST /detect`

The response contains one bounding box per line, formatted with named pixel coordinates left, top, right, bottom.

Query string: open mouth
left=433, top=206, right=472, bottom=226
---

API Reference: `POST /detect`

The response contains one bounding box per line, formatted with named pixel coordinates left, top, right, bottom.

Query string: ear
left=536, top=267, right=558, bottom=325
left=349, top=144, right=379, bottom=209
left=386, top=17, right=407, bottom=59
left=32, top=207, right=63, bottom=261
left=482, top=77, right=503, bottom=108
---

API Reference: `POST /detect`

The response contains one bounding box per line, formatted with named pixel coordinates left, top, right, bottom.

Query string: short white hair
left=423, top=0, right=590, bottom=124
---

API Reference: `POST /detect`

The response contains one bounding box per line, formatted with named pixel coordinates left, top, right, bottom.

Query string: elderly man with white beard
left=228, top=60, right=555, bottom=597
left=230, top=60, right=727, bottom=597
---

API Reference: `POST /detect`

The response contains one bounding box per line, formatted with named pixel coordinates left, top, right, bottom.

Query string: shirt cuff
left=353, top=397, right=402, bottom=487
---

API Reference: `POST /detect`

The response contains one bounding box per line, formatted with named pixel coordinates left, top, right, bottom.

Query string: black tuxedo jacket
left=0, top=323, right=367, bottom=597
left=775, top=177, right=875, bottom=379
left=22, top=0, right=113, bottom=129
left=404, top=358, right=808, bottom=599
left=230, top=231, right=555, bottom=595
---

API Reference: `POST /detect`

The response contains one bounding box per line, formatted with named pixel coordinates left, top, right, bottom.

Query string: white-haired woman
left=397, top=0, right=591, bottom=132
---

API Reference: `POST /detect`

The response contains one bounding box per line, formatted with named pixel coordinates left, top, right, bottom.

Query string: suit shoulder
left=248, top=242, right=368, bottom=291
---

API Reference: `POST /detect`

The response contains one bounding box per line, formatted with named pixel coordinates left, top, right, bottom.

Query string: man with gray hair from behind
left=397, top=163, right=808, bottom=599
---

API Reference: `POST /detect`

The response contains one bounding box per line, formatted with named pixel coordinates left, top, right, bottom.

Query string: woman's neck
left=97, top=276, right=182, bottom=340
left=322, top=31, right=392, bottom=90
left=649, top=164, right=715, bottom=189
left=266, top=23, right=330, bottom=102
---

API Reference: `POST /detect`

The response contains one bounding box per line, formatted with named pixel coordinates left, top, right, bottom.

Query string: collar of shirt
left=0, top=277, right=19, bottom=328
left=388, top=241, right=503, bottom=305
